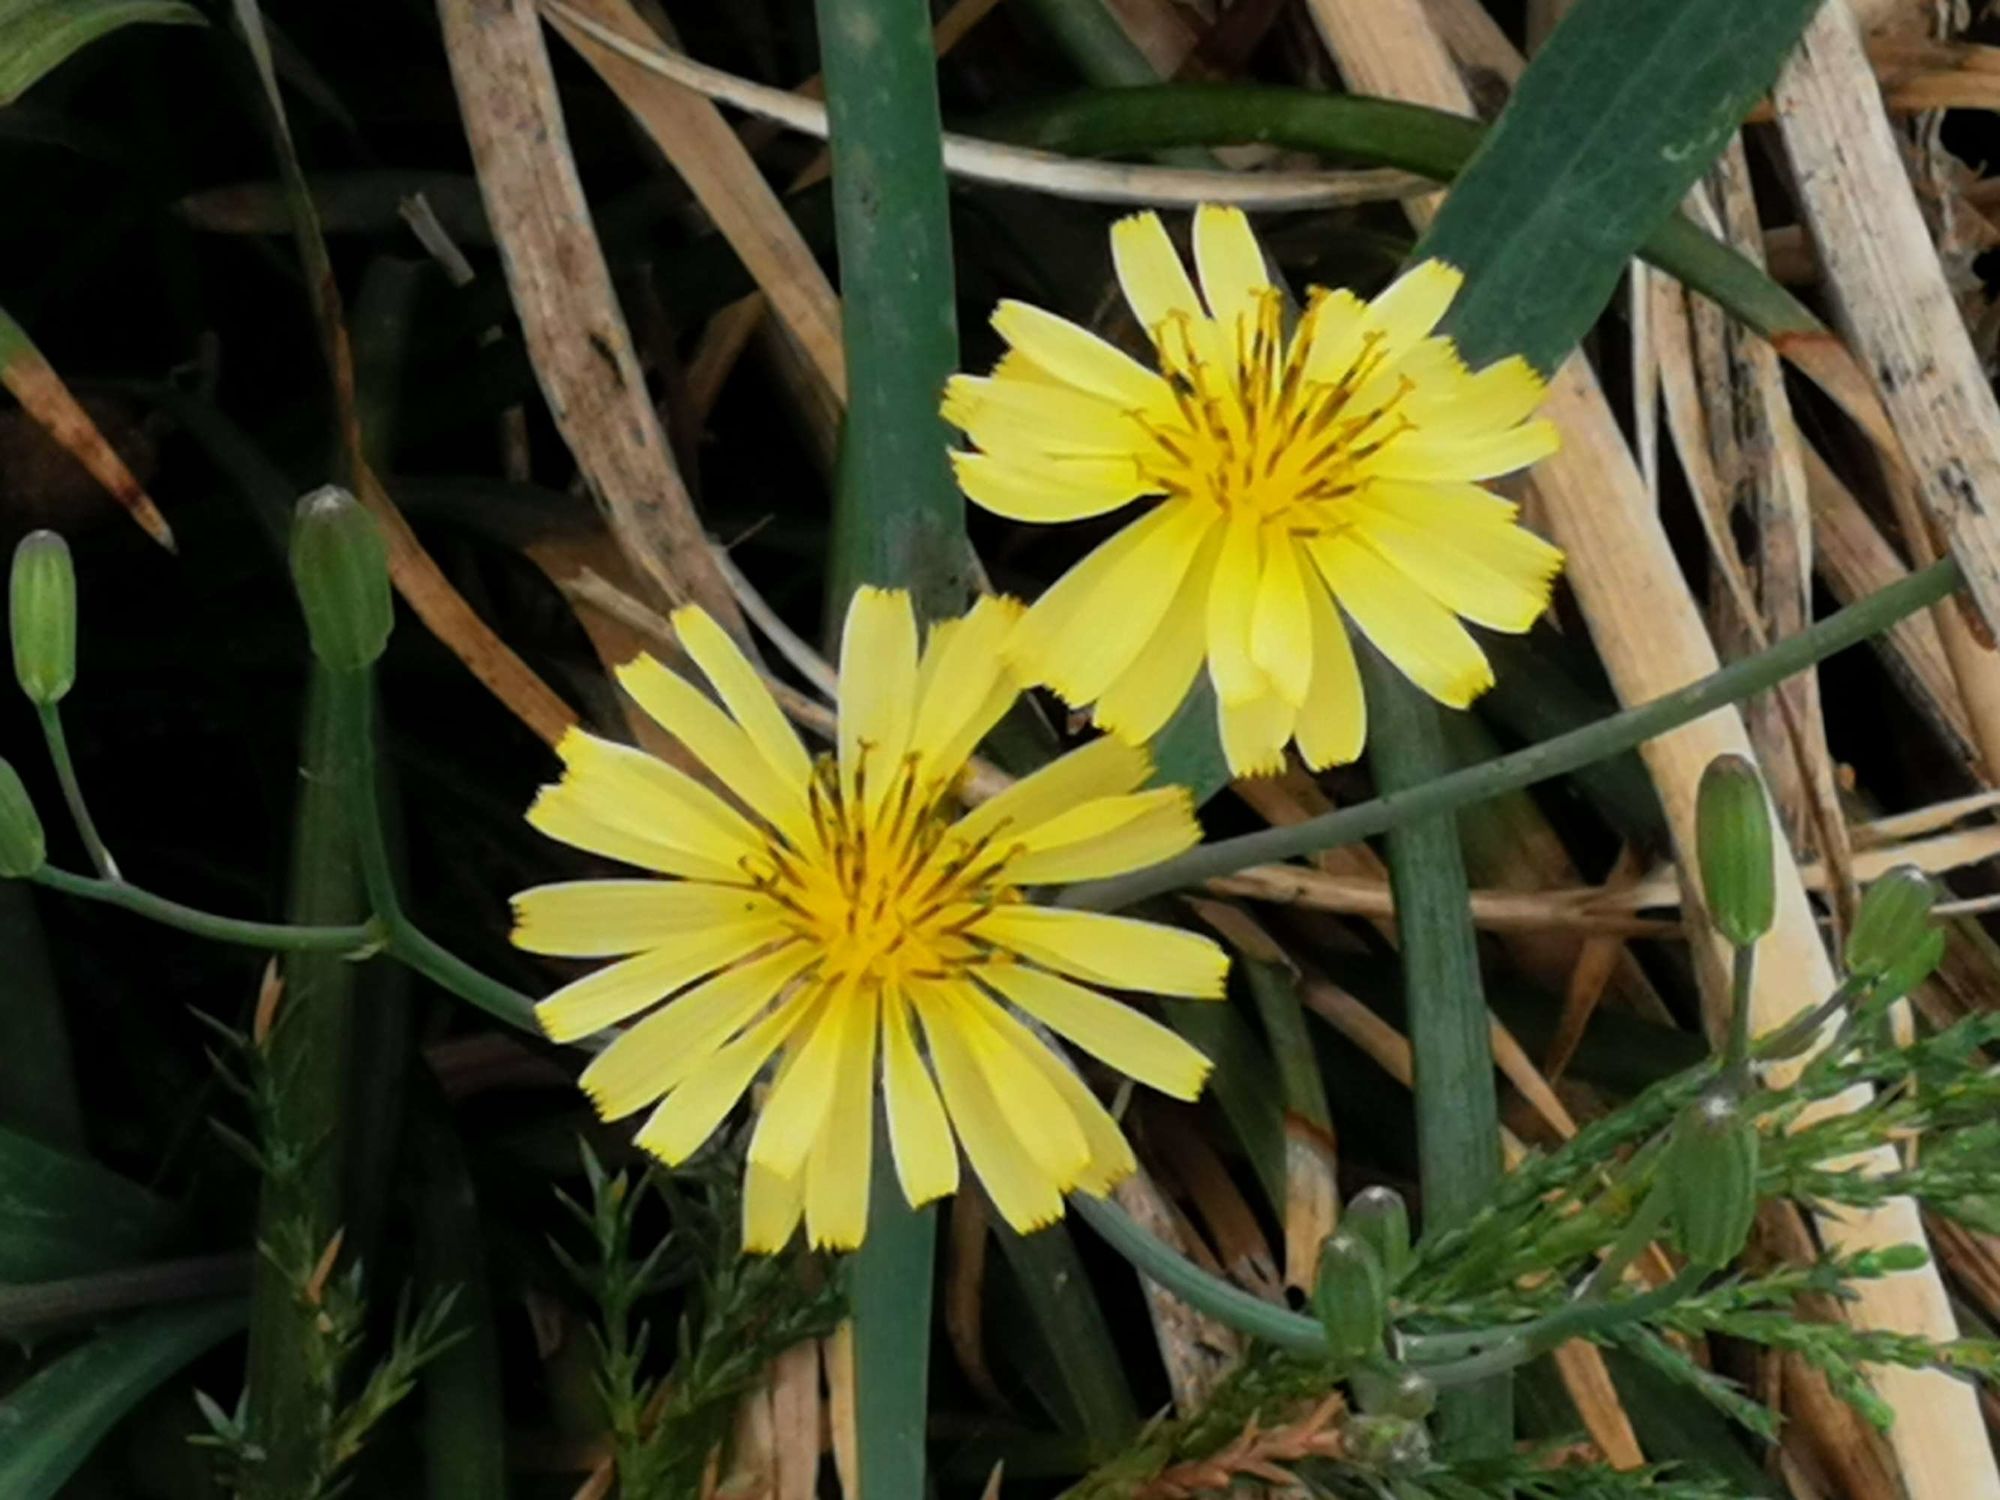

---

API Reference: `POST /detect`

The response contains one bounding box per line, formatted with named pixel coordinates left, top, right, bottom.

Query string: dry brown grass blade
left=1111, top=1170, right=1242, bottom=1413
left=543, top=0, right=845, bottom=404
left=1149, top=1107, right=1283, bottom=1300
left=1317, top=1, right=1984, bottom=1489
left=768, top=1340, right=820, bottom=1500
left=1774, top=3, right=2000, bottom=644
left=822, top=1323, right=857, bottom=1499
left=0, top=323, right=175, bottom=550
left=435, top=0, right=744, bottom=635
left=944, top=1188, right=1008, bottom=1409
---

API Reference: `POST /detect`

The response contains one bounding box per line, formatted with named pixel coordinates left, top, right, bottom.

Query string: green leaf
left=1418, top=0, right=1822, bottom=371
left=0, top=1300, right=244, bottom=1500
left=0, top=1126, right=176, bottom=1280
left=992, top=1221, right=1140, bottom=1457
left=0, top=0, right=205, bottom=107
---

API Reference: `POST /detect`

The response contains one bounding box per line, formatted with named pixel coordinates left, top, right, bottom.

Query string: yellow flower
left=513, top=588, right=1227, bottom=1253
left=944, top=205, right=1564, bottom=776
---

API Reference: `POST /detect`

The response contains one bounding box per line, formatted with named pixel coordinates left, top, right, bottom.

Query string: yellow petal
left=943, top=373, right=1143, bottom=457
left=950, top=449, right=1145, bottom=524
left=1192, top=204, right=1269, bottom=328
left=577, top=943, right=815, bottom=1119
left=1299, top=287, right=1370, bottom=384
left=980, top=964, right=1212, bottom=1100
left=1357, top=477, right=1521, bottom=527
left=950, top=736, right=1152, bottom=851
left=615, top=655, right=813, bottom=846
left=918, top=986, right=1067, bottom=1233
left=882, top=989, right=958, bottom=1207
left=543, top=729, right=762, bottom=869
left=1206, top=515, right=1267, bottom=705
left=743, top=1161, right=805, bottom=1254
left=1407, top=352, right=1545, bottom=432
left=1350, top=503, right=1562, bottom=633
left=1368, top=419, right=1559, bottom=482
left=973, top=907, right=1228, bottom=998
left=1217, top=691, right=1296, bottom=779
left=804, top=985, right=879, bottom=1251
left=1092, top=527, right=1220, bottom=745
left=1111, top=210, right=1201, bottom=334
left=838, top=586, right=918, bottom=811
left=1012, top=1041, right=1136, bottom=1196
left=957, top=991, right=1092, bottom=1183
left=534, top=920, right=784, bottom=1044
left=671, top=606, right=815, bottom=789
left=990, top=300, right=1169, bottom=411
left=1294, top=574, right=1366, bottom=770
left=910, top=595, right=1022, bottom=783
left=633, top=990, right=817, bottom=1164
left=1309, top=536, right=1494, bottom=708
left=1249, top=534, right=1314, bottom=707
left=1009, top=500, right=1215, bottom=707
left=750, top=978, right=860, bottom=1178
left=1007, top=787, right=1200, bottom=885
left=512, top=879, right=778, bottom=958
left=1364, top=259, right=1464, bottom=355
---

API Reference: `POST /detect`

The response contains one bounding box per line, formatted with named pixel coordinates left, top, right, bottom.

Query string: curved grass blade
left=0, top=1125, right=176, bottom=1280
left=0, top=1299, right=244, bottom=1500
left=0, top=0, right=203, bottom=107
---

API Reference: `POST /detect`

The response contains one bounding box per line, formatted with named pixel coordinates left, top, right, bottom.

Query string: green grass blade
left=812, top=0, right=970, bottom=1487
left=1417, top=0, right=1820, bottom=371
left=0, top=882, right=83, bottom=1150
left=0, top=1299, right=244, bottom=1500
left=0, top=0, right=204, bottom=107
left=992, top=1222, right=1141, bottom=1457
left=0, top=1126, right=176, bottom=1280
left=1361, top=650, right=1509, bottom=1456
left=817, top=0, right=969, bottom=623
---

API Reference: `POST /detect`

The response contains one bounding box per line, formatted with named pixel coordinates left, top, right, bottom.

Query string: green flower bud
left=0, top=758, right=45, bottom=877
left=289, top=487, right=392, bottom=671
left=1350, top=1366, right=1438, bottom=1419
left=1697, top=754, right=1775, bottom=948
left=1845, top=865, right=1939, bottom=983
left=1311, top=1229, right=1388, bottom=1366
left=1873, top=925, right=1946, bottom=1004
left=1666, top=1092, right=1760, bottom=1268
left=10, top=530, right=76, bottom=706
left=1343, top=1413, right=1432, bottom=1475
left=1343, top=1185, right=1412, bottom=1288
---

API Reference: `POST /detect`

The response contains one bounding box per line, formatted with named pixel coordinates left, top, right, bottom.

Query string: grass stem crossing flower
left=945, top=205, right=1564, bottom=775
left=514, top=588, right=1228, bottom=1252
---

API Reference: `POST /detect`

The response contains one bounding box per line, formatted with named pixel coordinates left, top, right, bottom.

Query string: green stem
left=329, top=669, right=402, bottom=925
left=28, top=865, right=378, bottom=953
left=1725, top=943, right=1757, bottom=1092
left=989, top=85, right=1820, bottom=347
left=1412, top=1267, right=1707, bottom=1388
left=1070, top=1193, right=1326, bottom=1353
left=1363, top=652, right=1508, bottom=1455
left=385, top=923, right=538, bottom=1035
left=37, top=702, right=118, bottom=881
left=1066, top=559, right=1962, bottom=911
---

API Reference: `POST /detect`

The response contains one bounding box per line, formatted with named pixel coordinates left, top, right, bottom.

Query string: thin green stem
left=328, top=669, right=402, bottom=925
left=1412, top=1268, right=1707, bottom=1388
left=37, top=702, right=118, bottom=881
left=989, top=86, right=1820, bottom=347
left=1726, top=943, right=1757, bottom=1092
left=28, top=865, right=378, bottom=953
left=385, top=922, right=538, bottom=1035
left=1065, top=560, right=1962, bottom=911
left=1070, top=1193, right=1326, bottom=1354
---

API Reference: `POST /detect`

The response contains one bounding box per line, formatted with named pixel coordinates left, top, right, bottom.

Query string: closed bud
left=1344, top=1185, right=1411, bottom=1288
left=0, top=758, right=45, bottom=877
left=1874, top=924, right=1946, bottom=1005
left=1697, top=755, right=1775, bottom=948
left=1845, top=866, right=1938, bottom=984
left=1343, top=1413, right=1432, bottom=1475
left=1666, top=1092, right=1760, bottom=1268
left=289, top=488, right=392, bottom=671
left=1311, top=1229, right=1388, bottom=1366
left=10, top=530, right=76, bottom=706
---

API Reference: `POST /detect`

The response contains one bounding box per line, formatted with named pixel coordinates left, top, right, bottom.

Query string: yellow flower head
left=944, top=204, right=1564, bottom=776
left=513, top=588, right=1228, bottom=1253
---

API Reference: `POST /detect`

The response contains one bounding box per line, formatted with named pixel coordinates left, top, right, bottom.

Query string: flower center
left=743, top=751, right=1015, bottom=990
left=1139, top=288, right=1412, bottom=531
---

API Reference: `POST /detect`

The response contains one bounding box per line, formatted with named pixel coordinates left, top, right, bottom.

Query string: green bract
left=1311, top=1229, right=1388, bottom=1367
left=0, top=758, right=46, bottom=877
left=10, top=530, right=76, bottom=707
left=1845, top=865, right=1939, bottom=984
left=289, top=487, right=393, bottom=673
